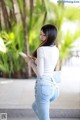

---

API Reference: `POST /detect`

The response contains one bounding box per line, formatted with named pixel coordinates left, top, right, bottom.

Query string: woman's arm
left=25, top=56, right=37, bottom=75
left=25, top=47, right=44, bottom=76
left=30, top=58, right=37, bottom=75
left=37, top=47, right=44, bottom=76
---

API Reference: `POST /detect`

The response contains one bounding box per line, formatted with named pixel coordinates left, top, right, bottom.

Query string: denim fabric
left=32, top=76, right=59, bottom=120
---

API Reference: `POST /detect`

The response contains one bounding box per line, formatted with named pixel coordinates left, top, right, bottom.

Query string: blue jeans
left=32, top=76, right=59, bottom=120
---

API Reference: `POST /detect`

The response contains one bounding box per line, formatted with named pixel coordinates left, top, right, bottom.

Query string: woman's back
left=37, top=45, right=59, bottom=77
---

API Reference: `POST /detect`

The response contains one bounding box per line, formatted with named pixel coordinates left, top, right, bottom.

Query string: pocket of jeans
left=41, top=85, right=52, bottom=96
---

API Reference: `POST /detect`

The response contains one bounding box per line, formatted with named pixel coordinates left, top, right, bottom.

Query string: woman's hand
left=25, top=55, right=36, bottom=63
left=31, top=56, right=36, bottom=61
left=25, top=55, right=32, bottom=62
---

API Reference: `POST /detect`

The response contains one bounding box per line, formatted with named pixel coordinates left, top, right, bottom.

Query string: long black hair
left=33, top=24, right=58, bottom=57
left=41, top=24, right=57, bottom=46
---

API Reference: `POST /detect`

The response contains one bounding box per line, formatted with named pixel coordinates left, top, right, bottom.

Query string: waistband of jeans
left=37, top=75, right=57, bottom=85
left=37, top=75, right=54, bottom=81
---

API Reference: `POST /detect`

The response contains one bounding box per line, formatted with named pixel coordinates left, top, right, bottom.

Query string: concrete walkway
left=0, top=66, right=80, bottom=119
left=0, top=66, right=80, bottom=109
left=0, top=78, right=79, bottom=109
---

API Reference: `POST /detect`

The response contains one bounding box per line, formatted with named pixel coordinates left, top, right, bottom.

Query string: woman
left=26, top=24, right=59, bottom=120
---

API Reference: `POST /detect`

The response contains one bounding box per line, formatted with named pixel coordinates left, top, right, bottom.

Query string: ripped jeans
left=32, top=75, right=59, bottom=120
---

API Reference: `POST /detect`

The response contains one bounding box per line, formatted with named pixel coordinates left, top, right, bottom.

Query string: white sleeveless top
left=37, top=46, right=59, bottom=77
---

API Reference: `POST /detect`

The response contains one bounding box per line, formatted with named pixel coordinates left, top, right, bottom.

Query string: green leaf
left=5, top=0, right=13, bottom=10
left=17, top=0, right=24, bottom=13
left=65, top=7, right=80, bottom=20
left=0, top=64, right=7, bottom=73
